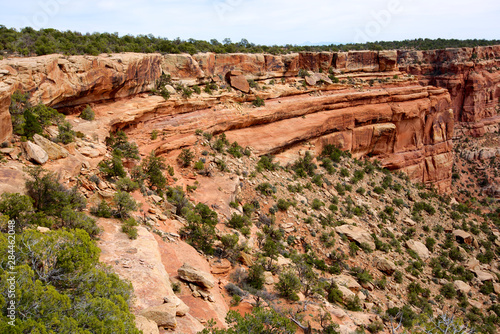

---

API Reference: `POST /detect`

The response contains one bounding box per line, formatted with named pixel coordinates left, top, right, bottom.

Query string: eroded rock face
left=0, top=53, right=163, bottom=142
left=3, top=47, right=493, bottom=191
left=398, top=45, right=500, bottom=131
left=135, top=315, right=160, bottom=334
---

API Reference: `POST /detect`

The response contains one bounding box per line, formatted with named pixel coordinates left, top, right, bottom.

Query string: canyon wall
left=398, top=46, right=500, bottom=135
left=1, top=46, right=498, bottom=191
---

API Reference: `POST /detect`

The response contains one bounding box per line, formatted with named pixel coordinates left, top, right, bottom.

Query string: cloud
left=0, top=0, right=498, bottom=45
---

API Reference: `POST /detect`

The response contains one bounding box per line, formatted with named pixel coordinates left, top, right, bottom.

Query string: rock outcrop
left=21, top=141, right=48, bottom=164
left=0, top=53, right=163, bottom=142
left=398, top=45, right=500, bottom=134
left=3, top=47, right=498, bottom=191
left=33, top=134, right=68, bottom=160
left=177, top=263, right=215, bottom=290
left=335, top=223, right=375, bottom=250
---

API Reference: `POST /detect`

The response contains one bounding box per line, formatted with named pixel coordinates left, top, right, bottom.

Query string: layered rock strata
left=2, top=47, right=496, bottom=192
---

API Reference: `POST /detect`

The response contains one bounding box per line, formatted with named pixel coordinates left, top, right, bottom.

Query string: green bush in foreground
left=0, top=229, right=139, bottom=334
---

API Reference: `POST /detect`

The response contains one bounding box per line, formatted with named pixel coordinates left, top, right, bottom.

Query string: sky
left=0, top=0, right=499, bottom=45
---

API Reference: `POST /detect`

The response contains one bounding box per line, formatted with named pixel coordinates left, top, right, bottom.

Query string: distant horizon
left=1, top=0, right=499, bottom=46
left=1, top=25, right=499, bottom=50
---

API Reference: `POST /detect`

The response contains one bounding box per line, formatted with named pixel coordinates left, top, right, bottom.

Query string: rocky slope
left=0, top=47, right=499, bottom=333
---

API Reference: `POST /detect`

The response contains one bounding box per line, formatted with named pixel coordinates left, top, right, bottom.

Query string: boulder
left=209, top=258, right=232, bottom=275
left=78, top=146, right=101, bottom=158
left=33, top=134, right=68, bottom=160
left=474, top=269, right=494, bottom=282
left=335, top=223, right=375, bottom=250
left=338, top=285, right=356, bottom=301
left=163, top=296, right=189, bottom=317
left=36, top=226, right=51, bottom=233
left=239, top=252, right=254, bottom=267
left=178, top=263, right=215, bottom=289
left=406, top=240, right=430, bottom=261
left=374, top=257, right=397, bottom=275
left=305, top=73, right=333, bottom=86
left=264, top=271, right=274, bottom=285
left=135, top=315, right=160, bottom=334
left=403, top=217, right=416, bottom=226
left=333, top=274, right=362, bottom=292
left=21, top=141, right=48, bottom=164
left=139, top=304, right=177, bottom=329
left=453, top=280, right=471, bottom=294
left=225, top=71, right=250, bottom=93
left=453, top=230, right=473, bottom=245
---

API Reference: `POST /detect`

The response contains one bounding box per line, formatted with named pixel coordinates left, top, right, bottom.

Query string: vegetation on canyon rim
left=0, top=25, right=500, bottom=56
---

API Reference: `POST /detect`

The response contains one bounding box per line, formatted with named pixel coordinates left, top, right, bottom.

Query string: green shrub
left=276, top=270, right=301, bottom=301
left=227, top=213, right=251, bottom=230
left=178, top=148, right=194, bottom=167
left=349, top=242, right=360, bottom=256
left=311, top=198, right=324, bottom=210
left=25, top=166, right=86, bottom=217
left=121, top=217, right=138, bottom=239
left=99, top=150, right=127, bottom=179
left=413, top=201, right=436, bottom=215
left=440, top=283, right=457, bottom=299
left=247, top=264, right=265, bottom=290
left=425, top=237, right=436, bottom=252
left=277, top=199, right=292, bottom=212
left=326, top=282, right=343, bottom=304
left=0, top=193, right=34, bottom=232
left=91, top=200, right=113, bottom=218
left=340, top=168, right=350, bottom=177
left=192, top=85, right=201, bottom=94
left=350, top=267, right=373, bottom=285
left=394, top=270, right=403, bottom=283
left=150, top=129, right=158, bottom=140
left=179, top=203, right=218, bottom=254
left=0, top=228, right=139, bottom=333
left=227, top=141, right=243, bottom=158
left=80, top=105, right=95, bottom=121
left=194, top=160, right=205, bottom=171
left=141, top=150, right=167, bottom=189
left=60, top=207, right=100, bottom=237
left=256, top=182, right=277, bottom=196
left=252, top=96, right=265, bottom=107
left=116, top=177, right=139, bottom=192
left=113, top=191, right=138, bottom=219
left=345, top=295, right=362, bottom=311
left=106, top=130, right=140, bottom=160
left=256, top=155, right=279, bottom=172
left=56, top=120, right=75, bottom=144
left=292, top=151, right=317, bottom=177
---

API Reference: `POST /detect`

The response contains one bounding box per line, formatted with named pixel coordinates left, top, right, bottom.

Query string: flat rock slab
left=178, top=263, right=215, bottom=289
left=22, top=141, right=48, bottom=164
left=139, top=304, right=177, bottom=329
left=335, top=223, right=375, bottom=250
left=406, top=240, right=430, bottom=261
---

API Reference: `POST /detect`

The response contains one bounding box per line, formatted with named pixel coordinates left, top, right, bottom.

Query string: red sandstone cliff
left=1, top=47, right=497, bottom=192
left=398, top=46, right=500, bottom=135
